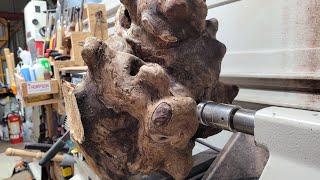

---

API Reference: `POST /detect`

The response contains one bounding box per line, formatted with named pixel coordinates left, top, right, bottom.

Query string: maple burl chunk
left=74, top=0, right=238, bottom=179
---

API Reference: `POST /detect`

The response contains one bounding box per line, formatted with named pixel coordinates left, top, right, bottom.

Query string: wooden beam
left=44, top=104, right=54, bottom=138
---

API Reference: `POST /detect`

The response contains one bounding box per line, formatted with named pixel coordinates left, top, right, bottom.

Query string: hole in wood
left=129, top=59, right=144, bottom=76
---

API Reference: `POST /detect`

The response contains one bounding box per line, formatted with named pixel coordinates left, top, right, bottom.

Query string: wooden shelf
left=23, top=98, right=59, bottom=108
left=59, top=66, right=88, bottom=73
left=21, top=81, right=59, bottom=98
left=52, top=60, right=75, bottom=69
left=15, top=73, right=60, bottom=108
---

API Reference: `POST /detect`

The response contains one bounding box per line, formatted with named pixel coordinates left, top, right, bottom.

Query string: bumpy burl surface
left=75, top=0, right=238, bottom=179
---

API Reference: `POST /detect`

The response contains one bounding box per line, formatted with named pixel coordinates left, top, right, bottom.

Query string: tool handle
left=5, top=148, right=43, bottom=159
left=39, top=139, right=66, bottom=166
left=54, top=55, right=71, bottom=61
left=24, top=142, right=69, bottom=153
left=5, top=148, right=64, bottom=162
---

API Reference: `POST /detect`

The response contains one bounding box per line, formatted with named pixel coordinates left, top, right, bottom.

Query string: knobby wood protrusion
left=73, top=1, right=238, bottom=179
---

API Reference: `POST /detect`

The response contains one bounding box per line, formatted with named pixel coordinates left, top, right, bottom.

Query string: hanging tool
left=66, top=7, right=76, bottom=32
left=74, top=7, right=81, bottom=32
left=44, top=9, right=56, bottom=40
left=78, top=0, right=85, bottom=31
left=94, top=10, right=106, bottom=40
left=55, top=0, right=66, bottom=50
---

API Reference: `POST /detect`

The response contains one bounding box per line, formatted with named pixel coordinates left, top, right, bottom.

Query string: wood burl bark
left=74, top=0, right=238, bottom=179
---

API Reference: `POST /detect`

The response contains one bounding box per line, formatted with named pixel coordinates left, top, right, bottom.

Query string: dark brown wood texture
left=75, top=1, right=238, bottom=179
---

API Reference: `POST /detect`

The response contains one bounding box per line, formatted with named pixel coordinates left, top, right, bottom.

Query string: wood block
left=70, top=32, right=90, bottom=66
left=83, top=4, right=108, bottom=40
left=61, top=81, right=84, bottom=143
left=6, top=52, right=16, bottom=88
left=56, top=27, right=64, bottom=51
left=3, top=48, right=10, bottom=57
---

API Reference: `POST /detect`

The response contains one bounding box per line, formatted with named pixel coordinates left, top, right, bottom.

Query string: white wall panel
left=102, top=1, right=320, bottom=111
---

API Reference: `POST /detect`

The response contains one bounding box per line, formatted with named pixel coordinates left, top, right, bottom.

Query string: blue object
left=86, top=0, right=102, bottom=3
left=21, top=67, right=32, bottom=82
left=29, top=68, right=36, bottom=82
left=66, top=0, right=102, bottom=7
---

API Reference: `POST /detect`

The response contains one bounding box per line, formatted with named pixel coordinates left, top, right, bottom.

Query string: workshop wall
left=0, top=0, right=29, bottom=13
left=208, top=0, right=320, bottom=111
